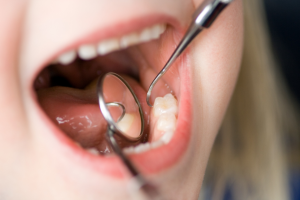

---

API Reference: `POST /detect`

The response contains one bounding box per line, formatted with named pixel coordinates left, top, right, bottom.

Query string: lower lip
left=35, top=51, right=192, bottom=179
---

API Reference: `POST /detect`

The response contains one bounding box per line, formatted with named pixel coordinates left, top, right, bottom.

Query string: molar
left=123, top=93, right=178, bottom=155
left=153, top=93, right=178, bottom=117
left=160, top=131, right=174, bottom=144
left=151, top=93, right=178, bottom=144
left=156, top=113, right=176, bottom=133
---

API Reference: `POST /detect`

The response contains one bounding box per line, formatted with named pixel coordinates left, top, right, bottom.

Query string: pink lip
left=32, top=13, right=192, bottom=179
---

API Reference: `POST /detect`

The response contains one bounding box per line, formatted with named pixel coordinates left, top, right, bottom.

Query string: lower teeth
left=84, top=93, right=178, bottom=156
left=123, top=93, right=178, bottom=155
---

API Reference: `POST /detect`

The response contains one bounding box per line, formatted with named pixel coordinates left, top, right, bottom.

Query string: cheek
left=191, top=0, right=243, bottom=139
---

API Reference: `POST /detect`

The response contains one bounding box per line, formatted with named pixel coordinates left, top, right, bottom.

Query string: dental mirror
left=97, top=72, right=160, bottom=199
left=97, top=72, right=144, bottom=144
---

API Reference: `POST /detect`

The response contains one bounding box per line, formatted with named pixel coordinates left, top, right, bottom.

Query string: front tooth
left=78, top=44, right=97, bottom=60
left=120, top=33, right=140, bottom=48
left=153, top=93, right=178, bottom=117
left=98, top=39, right=120, bottom=55
left=139, top=28, right=152, bottom=42
left=57, top=50, right=76, bottom=65
left=156, top=113, right=176, bottom=132
left=117, top=113, right=134, bottom=134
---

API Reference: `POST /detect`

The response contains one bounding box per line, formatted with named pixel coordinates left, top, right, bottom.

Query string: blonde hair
left=202, top=0, right=300, bottom=199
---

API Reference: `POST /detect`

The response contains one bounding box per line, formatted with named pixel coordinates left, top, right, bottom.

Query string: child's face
left=0, top=0, right=243, bottom=199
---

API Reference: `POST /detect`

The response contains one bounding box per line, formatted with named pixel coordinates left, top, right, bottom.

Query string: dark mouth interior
left=33, top=42, right=161, bottom=155
left=33, top=25, right=182, bottom=155
left=34, top=49, right=139, bottom=90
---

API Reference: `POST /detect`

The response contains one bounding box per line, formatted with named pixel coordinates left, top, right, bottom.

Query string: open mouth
left=32, top=15, right=192, bottom=179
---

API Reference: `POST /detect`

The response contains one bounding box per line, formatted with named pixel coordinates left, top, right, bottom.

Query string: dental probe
left=146, top=0, right=234, bottom=107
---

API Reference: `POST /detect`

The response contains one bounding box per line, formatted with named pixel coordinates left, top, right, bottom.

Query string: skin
left=0, top=0, right=243, bottom=199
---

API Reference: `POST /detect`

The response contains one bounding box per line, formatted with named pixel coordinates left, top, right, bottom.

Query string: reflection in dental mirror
left=97, top=72, right=144, bottom=142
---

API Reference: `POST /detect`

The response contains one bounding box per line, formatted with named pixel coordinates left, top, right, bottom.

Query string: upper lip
left=30, top=10, right=192, bottom=179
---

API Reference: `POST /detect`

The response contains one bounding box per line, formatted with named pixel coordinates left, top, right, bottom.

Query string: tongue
left=37, top=75, right=150, bottom=154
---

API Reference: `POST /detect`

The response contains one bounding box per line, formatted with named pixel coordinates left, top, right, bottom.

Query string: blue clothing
left=202, top=171, right=300, bottom=200
left=290, top=170, right=300, bottom=200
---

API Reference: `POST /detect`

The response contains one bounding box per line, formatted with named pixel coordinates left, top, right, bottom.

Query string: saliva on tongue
left=37, top=75, right=150, bottom=155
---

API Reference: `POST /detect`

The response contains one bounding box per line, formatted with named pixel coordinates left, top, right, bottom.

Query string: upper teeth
left=55, top=23, right=166, bottom=65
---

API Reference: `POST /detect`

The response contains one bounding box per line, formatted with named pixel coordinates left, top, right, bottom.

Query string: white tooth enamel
left=153, top=93, right=178, bottom=117
left=117, top=113, right=134, bottom=133
left=78, top=44, right=97, bottom=60
left=98, top=39, right=120, bottom=55
left=139, top=28, right=152, bottom=42
left=123, top=93, right=178, bottom=154
left=134, top=143, right=151, bottom=154
left=160, top=131, right=174, bottom=144
left=120, top=33, right=140, bottom=48
left=123, top=146, right=135, bottom=155
left=123, top=143, right=151, bottom=155
left=156, top=113, right=176, bottom=132
left=150, top=140, right=164, bottom=149
left=151, top=24, right=163, bottom=39
left=55, top=23, right=166, bottom=65
left=86, top=148, right=99, bottom=155
left=123, top=140, right=165, bottom=155
left=159, top=24, right=167, bottom=34
left=151, top=93, right=178, bottom=143
left=57, top=50, right=76, bottom=65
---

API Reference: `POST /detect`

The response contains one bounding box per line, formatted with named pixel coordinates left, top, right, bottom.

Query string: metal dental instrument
left=97, top=72, right=161, bottom=199
left=106, top=102, right=126, bottom=122
left=146, top=0, right=234, bottom=107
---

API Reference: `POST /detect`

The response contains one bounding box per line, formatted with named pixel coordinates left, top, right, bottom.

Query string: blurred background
left=263, top=0, right=300, bottom=199
left=263, top=0, right=300, bottom=105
